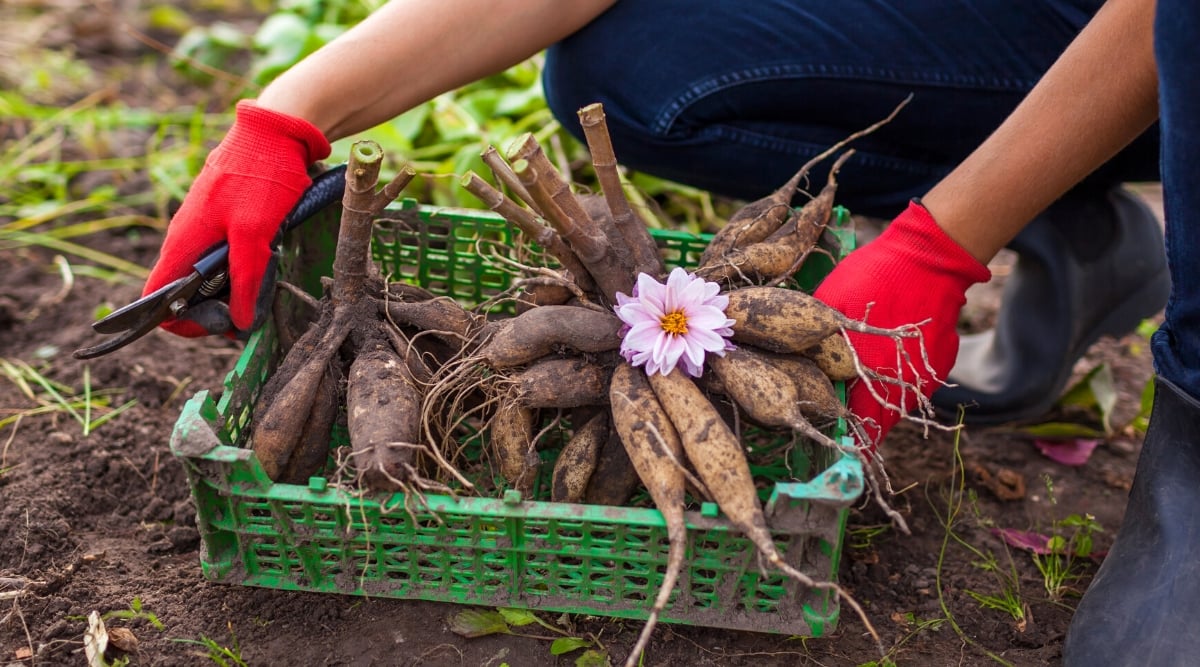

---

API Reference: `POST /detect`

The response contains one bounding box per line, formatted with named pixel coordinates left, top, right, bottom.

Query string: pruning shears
left=73, top=164, right=348, bottom=360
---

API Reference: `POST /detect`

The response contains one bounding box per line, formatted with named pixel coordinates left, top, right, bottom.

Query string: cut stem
left=461, top=171, right=596, bottom=292
left=332, top=141, right=415, bottom=308
left=481, top=144, right=536, bottom=213
left=577, top=103, right=663, bottom=279
left=509, top=133, right=634, bottom=297
left=332, top=141, right=384, bottom=307
left=512, top=158, right=628, bottom=302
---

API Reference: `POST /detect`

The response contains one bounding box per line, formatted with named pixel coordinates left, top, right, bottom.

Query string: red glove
left=814, top=200, right=991, bottom=450
left=142, top=100, right=330, bottom=337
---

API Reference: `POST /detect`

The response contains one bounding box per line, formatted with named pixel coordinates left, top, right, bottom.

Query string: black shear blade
left=90, top=275, right=191, bottom=334
left=74, top=312, right=165, bottom=359
left=74, top=273, right=204, bottom=360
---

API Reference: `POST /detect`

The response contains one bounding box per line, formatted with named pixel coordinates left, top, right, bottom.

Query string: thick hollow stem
left=509, top=133, right=634, bottom=291
left=481, top=144, right=536, bottom=213
left=512, top=158, right=629, bottom=302
left=332, top=141, right=385, bottom=307
left=578, top=103, right=663, bottom=279
left=461, top=172, right=596, bottom=292
left=332, top=141, right=416, bottom=308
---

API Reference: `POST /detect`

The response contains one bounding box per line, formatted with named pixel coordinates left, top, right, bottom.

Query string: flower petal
left=680, top=354, right=704, bottom=378
left=624, top=323, right=663, bottom=351
left=682, top=337, right=707, bottom=371
left=663, top=267, right=693, bottom=311
left=685, top=305, right=732, bottom=331
left=678, top=273, right=710, bottom=307
left=653, top=333, right=687, bottom=375
left=614, top=301, right=655, bottom=328
left=636, top=272, right=667, bottom=314
left=685, top=327, right=727, bottom=353
left=701, top=280, right=723, bottom=302
left=626, top=316, right=660, bottom=333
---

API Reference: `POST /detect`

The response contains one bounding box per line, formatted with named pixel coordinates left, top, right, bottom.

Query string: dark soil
left=0, top=4, right=1161, bottom=666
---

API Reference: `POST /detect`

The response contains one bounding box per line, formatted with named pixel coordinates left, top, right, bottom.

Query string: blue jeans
left=543, top=0, right=1159, bottom=218
left=1151, top=0, right=1200, bottom=398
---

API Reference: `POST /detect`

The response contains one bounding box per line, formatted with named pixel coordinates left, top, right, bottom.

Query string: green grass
left=1, top=358, right=137, bottom=437
left=926, top=418, right=1018, bottom=666
left=965, top=582, right=1027, bottom=627
left=1032, top=512, right=1102, bottom=602
left=0, top=91, right=220, bottom=280
left=174, top=625, right=249, bottom=667
left=847, top=522, right=893, bottom=550
left=101, top=597, right=165, bottom=631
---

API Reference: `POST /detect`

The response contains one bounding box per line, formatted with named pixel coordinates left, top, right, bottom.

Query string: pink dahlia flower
left=613, top=267, right=735, bottom=377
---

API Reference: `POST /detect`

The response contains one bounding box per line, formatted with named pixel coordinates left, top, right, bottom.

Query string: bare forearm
left=923, top=0, right=1158, bottom=264
left=258, top=0, right=617, bottom=141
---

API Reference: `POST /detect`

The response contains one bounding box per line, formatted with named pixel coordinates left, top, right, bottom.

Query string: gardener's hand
left=814, top=200, right=991, bottom=449
left=141, top=100, right=330, bottom=338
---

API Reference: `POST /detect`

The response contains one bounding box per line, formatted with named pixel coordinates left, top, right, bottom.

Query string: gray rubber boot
left=1062, top=377, right=1200, bottom=666
left=933, top=187, right=1169, bottom=424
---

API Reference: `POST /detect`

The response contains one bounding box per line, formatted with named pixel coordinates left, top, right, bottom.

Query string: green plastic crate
left=170, top=200, right=864, bottom=636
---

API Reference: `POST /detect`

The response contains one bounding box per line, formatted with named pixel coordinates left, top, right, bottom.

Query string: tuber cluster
left=250, top=99, right=935, bottom=665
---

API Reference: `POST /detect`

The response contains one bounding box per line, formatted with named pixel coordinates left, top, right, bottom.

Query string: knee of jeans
left=543, top=44, right=660, bottom=148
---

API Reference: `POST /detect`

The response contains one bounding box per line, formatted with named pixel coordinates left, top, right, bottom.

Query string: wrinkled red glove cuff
left=221, top=100, right=332, bottom=167
left=892, top=200, right=992, bottom=285
left=835, top=200, right=992, bottom=323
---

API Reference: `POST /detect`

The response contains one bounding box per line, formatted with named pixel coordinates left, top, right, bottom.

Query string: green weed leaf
left=171, top=23, right=248, bottom=84
left=448, top=609, right=509, bottom=638
left=575, top=648, right=611, bottom=667
left=550, top=637, right=591, bottom=656
left=1075, top=533, right=1093, bottom=558
left=388, top=105, right=432, bottom=145
left=147, top=5, right=194, bottom=34
left=494, top=84, right=546, bottom=117
left=1136, top=319, right=1159, bottom=339
left=1132, top=379, right=1155, bottom=434
left=251, top=13, right=313, bottom=84
left=1018, top=422, right=1106, bottom=439
left=1056, top=364, right=1118, bottom=434
left=497, top=608, right=538, bottom=627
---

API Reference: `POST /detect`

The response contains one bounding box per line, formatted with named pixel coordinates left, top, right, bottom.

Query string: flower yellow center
left=660, top=311, right=688, bottom=336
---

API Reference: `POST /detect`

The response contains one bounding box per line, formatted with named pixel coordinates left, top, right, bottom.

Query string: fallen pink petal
left=1034, top=438, right=1101, bottom=466
left=991, top=528, right=1054, bottom=555
left=991, top=528, right=1108, bottom=560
